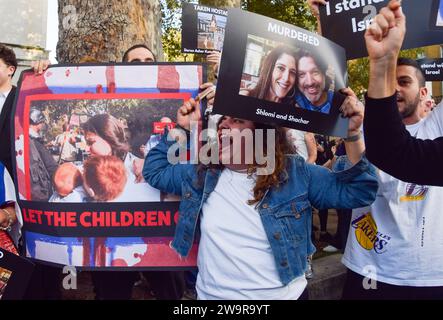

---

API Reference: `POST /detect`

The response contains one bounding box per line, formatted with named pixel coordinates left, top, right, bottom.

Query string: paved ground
left=62, top=271, right=158, bottom=300
left=308, top=254, right=346, bottom=300
left=312, top=208, right=339, bottom=254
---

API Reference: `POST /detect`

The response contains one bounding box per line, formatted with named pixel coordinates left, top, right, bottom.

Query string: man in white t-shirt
left=418, top=97, right=435, bottom=120
left=341, top=3, right=443, bottom=299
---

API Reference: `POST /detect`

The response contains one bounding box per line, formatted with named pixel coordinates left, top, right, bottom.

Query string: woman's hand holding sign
left=365, top=0, right=406, bottom=98
left=177, top=83, right=215, bottom=131
left=199, top=82, right=217, bottom=108
left=307, top=0, right=328, bottom=34
left=340, top=88, right=364, bottom=133
left=307, top=0, right=328, bottom=18
left=339, top=87, right=365, bottom=165
left=31, top=59, right=51, bottom=75
left=178, top=98, right=201, bottom=131
left=207, top=52, right=222, bottom=77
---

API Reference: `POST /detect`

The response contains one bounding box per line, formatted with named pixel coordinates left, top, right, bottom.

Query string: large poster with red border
left=12, top=63, right=204, bottom=269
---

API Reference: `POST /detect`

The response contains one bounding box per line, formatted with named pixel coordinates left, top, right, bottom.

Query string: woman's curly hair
left=248, top=123, right=293, bottom=205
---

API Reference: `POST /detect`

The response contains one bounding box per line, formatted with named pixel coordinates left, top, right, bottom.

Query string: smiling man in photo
left=295, top=50, right=334, bottom=114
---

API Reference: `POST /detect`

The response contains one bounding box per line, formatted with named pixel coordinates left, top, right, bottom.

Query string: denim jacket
left=143, top=133, right=378, bottom=285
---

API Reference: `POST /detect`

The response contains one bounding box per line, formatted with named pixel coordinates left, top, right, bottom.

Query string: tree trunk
left=199, top=0, right=241, bottom=8
left=57, top=0, right=163, bottom=63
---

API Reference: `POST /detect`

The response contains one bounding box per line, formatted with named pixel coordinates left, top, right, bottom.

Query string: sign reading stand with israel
left=12, top=63, right=205, bottom=270
left=418, top=58, right=443, bottom=82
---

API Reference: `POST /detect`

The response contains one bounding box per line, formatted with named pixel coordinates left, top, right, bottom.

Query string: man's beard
left=399, top=93, right=420, bottom=119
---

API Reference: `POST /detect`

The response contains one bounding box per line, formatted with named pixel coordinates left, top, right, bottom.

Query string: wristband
left=344, top=131, right=362, bottom=142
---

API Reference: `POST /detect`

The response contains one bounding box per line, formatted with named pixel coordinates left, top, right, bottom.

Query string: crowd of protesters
left=0, top=0, right=443, bottom=300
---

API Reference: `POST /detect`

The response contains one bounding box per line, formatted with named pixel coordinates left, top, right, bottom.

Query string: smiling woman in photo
left=240, top=45, right=298, bottom=105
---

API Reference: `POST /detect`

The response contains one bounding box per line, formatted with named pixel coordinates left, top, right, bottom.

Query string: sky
left=46, top=0, right=58, bottom=62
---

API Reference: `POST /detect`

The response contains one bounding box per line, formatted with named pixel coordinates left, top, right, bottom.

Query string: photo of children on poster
left=13, top=63, right=203, bottom=269
left=27, top=98, right=179, bottom=204
left=181, top=2, right=228, bottom=54
left=213, top=8, right=349, bottom=137
left=319, top=0, right=443, bottom=60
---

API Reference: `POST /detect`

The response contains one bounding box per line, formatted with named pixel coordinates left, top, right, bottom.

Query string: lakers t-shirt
left=343, top=104, right=443, bottom=286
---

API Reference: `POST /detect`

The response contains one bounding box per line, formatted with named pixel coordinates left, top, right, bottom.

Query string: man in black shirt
left=362, top=0, right=443, bottom=187
left=0, top=45, right=17, bottom=175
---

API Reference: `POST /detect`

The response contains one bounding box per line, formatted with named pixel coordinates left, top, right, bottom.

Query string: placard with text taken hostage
left=320, top=0, right=443, bottom=60
left=182, top=2, right=228, bottom=54
left=12, top=63, right=204, bottom=269
left=213, top=9, right=349, bottom=137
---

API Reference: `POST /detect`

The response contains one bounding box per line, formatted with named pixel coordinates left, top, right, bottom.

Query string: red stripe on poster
left=197, top=65, right=203, bottom=85
left=20, top=72, right=51, bottom=93
left=157, top=66, right=180, bottom=91
left=106, top=66, right=116, bottom=93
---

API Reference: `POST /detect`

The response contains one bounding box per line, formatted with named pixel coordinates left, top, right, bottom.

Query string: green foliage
left=348, top=47, right=425, bottom=98
left=242, top=0, right=317, bottom=31
left=200, top=0, right=240, bottom=6
left=398, top=47, right=425, bottom=60
left=347, top=58, right=370, bottom=98
left=161, top=0, right=195, bottom=61
left=160, top=0, right=317, bottom=62
left=163, top=28, right=195, bottom=62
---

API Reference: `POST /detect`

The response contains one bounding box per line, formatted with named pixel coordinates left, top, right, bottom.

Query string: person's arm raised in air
left=363, top=0, right=443, bottom=186
left=305, top=132, right=318, bottom=164
left=31, top=60, right=51, bottom=75
left=207, top=52, right=221, bottom=78
left=307, top=0, right=328, bottom=35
